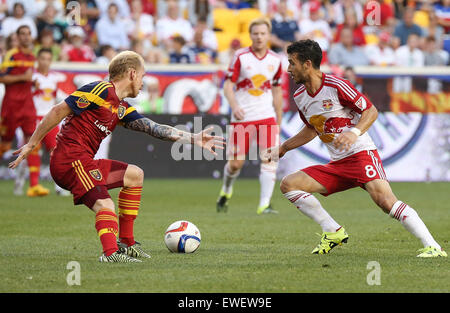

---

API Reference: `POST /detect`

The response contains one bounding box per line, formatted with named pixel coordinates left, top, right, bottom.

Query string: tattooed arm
left=123, top=117, right=194, bottom=143
left=123, top=117, right=226, bottom=155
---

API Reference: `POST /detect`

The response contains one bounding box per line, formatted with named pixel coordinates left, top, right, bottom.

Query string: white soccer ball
left=164, top=220, right=201, bottom=253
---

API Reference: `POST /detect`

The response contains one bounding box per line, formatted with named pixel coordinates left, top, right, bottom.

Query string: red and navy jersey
left=0, top=48, right=35, bottom=103
left=55, top=81, right=142, bottom=158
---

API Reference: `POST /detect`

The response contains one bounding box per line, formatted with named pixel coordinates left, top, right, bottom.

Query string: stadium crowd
left=0, top=0, right=448, bottom=69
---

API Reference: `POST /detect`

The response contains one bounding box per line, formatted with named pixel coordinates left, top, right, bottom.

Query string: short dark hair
left=287, top=40, right=322, bottom=69
left=16, top=24, right=31, bottom=35
left=37, top=47, right=53, bottom=57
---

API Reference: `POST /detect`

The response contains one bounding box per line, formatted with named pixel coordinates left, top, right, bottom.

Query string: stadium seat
left=238, top=8, right=263, bottom=33
left=213, top=8, right=239, bottom=34
left=365, top=33, right=379, bottom=45
left=215, top=31, right=236, bottom=52
left=238, top=32, right=253, bottom=49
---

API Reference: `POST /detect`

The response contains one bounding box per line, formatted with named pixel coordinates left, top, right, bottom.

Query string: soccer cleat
left=416, top=247, right=448, bottom=258
left=26, top=184, right=50, bottom=197
left=256, top=203, right=278, bottom=215
left=216, top=189, right=232, bottom=212
left=118, top=241, right=151, bottom=259
left=311, top=227, right=349, bottom=254
left=98, top=250, right=142, bottom=263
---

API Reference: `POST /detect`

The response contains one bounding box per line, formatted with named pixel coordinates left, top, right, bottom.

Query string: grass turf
left=0, top=179, right=448, bottom=293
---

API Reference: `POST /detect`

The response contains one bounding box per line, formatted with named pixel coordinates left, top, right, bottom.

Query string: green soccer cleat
left=216, top=189, right=232, bottom=212
left=118, top=241, right=151, bottom=259
left=256, top=203, right=278, bottom=215
left=98, top=250, right=142, bottom=263
left=311, top=227, right=349, bottom=255
left=416, top=247, right=448, bottom=258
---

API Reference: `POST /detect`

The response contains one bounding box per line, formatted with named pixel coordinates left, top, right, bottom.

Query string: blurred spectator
left=343, top=66, right=362, bottom=92
left=299, top=0, right=332, bottom=63
left=35, top=0, right=64, bottom=19
left=95, top=44, right=117, bottom=65
left=1, top=2, right=38, bottom=39
left=6, top=32, right=19, bottom=50
left=362, top=0, right=395, bottom=27
left=133, top=76, right=164, bottom=114
left=334, top=9, right=366, bottom=46
left=156, top=0, right=194, bottom=49
left=33, top=28, right=61, bottom=61
left=6, top=0, right=39, bottom=18
left=224, top=0, right=252, bottom=10
left=61, top=26, right=95, bottom=62
left=332, top=0, right=363, bottom=26
left=196, top=17, right=218, bottom=51
left=77, top=0, right=100, bottom=44
left=132, top=0, right=156, bottom=16
left=95, top=0, right=130, bottom=19
left=169, top=35, right=192, bottom=64
left=328, top=27, right=369, bottom=67
left=126, top=0, right=155, bottom=52
left=187, top=26, right=217, bottom=64
left=423, top=11, right=445, bottom=46
left=131, top=38, right=166, bottom=64
left=434, top=0, right=450, bottom=34
left=270, top=0, right=300, bottom=53
left=393, top=0, right=408, bottom=20
left=189, top=0, right=213, bottom=28
left=393, top=33, right=424, bottom=92
left=218, top=38, right=241, bottom=65
left=424, top=36, right=449, bottom=67
left=95, top=3, right=130, bottom=50
left=393, top=7, right=423, bottom=48
left=364, top=31, right=395, bottom=66
left=36, top=4, right=66, bottom=43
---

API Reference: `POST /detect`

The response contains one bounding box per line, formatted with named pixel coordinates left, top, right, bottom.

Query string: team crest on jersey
left=76, top=95, right=90, bottom=109
left=268, top=64, right=274, bottom=72
left=89, top=169, right=103, bottom=181
left=322, top=99, right=333, bottom=111
left=117, top=105, right=126, bottom=119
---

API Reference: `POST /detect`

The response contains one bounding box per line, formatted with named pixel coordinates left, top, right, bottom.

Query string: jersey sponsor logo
left=94, top=120, right=112, bottom=136
left=236, top=74, right=272, bottom=96
left=89, top=169, right=103, bottom=181
left=322, top=99, right=333, bottom=111
left=76, top=95, right=90, bottom=109
left=117, top=105, right=126, bottom=119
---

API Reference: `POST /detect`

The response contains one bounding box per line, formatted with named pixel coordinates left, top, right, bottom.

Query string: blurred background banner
left=0, top=63, right=449, bottom=181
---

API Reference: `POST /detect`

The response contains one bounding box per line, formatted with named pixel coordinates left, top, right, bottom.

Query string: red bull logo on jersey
left=323, top=117, right=355, bottom=134
left=322, top=99, right=333, bottom=111
left=236, top=74, right=271, bottom=96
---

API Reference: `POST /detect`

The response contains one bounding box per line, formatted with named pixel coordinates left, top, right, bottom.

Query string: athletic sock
left=258, top=162, right=277, bottom=208
left=284, top=190, right=341, bottom=233
left=95, top=209, right=119, bottom=256
left=27, top=149, right=41, bottom=187
left=221, top=163, right=240, bottom=194
left=118, top=186, right=142, bottom=247
left=389, top=201, right=441, bottom=249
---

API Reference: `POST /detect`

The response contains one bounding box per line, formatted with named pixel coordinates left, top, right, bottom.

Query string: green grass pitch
left=0, top=179, right=448, bottom=293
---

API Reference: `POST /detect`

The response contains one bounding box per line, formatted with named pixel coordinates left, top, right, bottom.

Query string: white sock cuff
left=261, top=161, right=278, bottom=173
left=225, top=163, right=240, bottom=178
left=283, top=190, right=312, bottom=203
left=389, top=201, right=408, bottom=220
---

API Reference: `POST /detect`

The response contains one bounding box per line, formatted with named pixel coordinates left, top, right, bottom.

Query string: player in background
left=216, top=17, right=283, bottom=215
left=266, top=40, right=446, bottom=258
left=9, top=51, right=225, bottom=263
left=0, top=25, right=49, bottom=197
left=27, top=48, right=69, bottom=195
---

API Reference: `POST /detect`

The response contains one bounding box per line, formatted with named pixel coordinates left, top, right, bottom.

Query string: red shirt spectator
left=334, top=10, right=366, bottom=46
left=61, top=26, right=95, bottom=62
left=363, top=0, right=394, bottom=26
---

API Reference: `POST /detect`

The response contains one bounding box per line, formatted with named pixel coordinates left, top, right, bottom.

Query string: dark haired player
left=266, top=40, right=446, bottom=258
left=9, top=51, right=225, bottom=262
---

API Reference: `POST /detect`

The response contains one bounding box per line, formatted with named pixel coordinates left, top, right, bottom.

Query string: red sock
left=27, top=149, right=41, bottom=187
left=95, top=209, right=119, bottom=256
left=118, top=186, right=142, bottom=246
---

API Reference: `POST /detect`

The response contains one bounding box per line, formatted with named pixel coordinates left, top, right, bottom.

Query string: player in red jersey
left=266, top=40, right=446, bottom=258
left=9, top=51, right=225, bottom=263
left=0, top=25, right=49, bottom=197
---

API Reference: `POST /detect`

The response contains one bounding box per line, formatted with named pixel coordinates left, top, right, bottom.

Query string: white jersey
left=293, top=73, right=376, bottom=161
left=227, top=47, right=282, bottom=123
left=32, top=71, right=65, bottom=116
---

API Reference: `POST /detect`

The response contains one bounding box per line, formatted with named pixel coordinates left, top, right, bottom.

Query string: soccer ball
left=164, top=220, right=201, bottom=253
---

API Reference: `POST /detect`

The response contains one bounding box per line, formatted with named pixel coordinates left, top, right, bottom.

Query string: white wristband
left=350, top=128, right=361, bottom=136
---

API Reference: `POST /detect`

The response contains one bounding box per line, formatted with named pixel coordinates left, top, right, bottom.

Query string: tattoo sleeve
left=123, top=117, right=193, bottom=143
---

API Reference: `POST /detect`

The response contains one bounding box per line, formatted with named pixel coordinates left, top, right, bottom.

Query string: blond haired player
left=217, top=17, right=283, bottom=215
left=267, top=40, right=446, bottom=258
left=10, top=51, right=225, bottom=262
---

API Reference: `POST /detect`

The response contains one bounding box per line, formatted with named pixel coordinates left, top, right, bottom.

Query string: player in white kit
left=16, top=48, right=69, bottom=195
left=266, top=40, right=446, bottom=257
left=216, top=17, right=283, bottom=215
